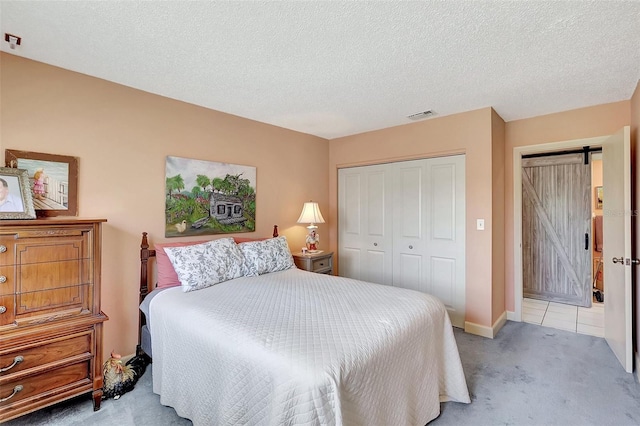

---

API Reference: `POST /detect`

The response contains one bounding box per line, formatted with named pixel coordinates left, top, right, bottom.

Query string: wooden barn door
left=522, top=153, right=592, bottom=307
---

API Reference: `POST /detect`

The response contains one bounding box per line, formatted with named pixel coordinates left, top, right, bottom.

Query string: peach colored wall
left=491, top=109, right=505, bottom=324
left=631, top=80, right=640, bottom=363
left=329, top=108, right=496, bottom=327
left=504, top=101, right=631, bottom=312
left=0, top=53, right=330, bottom=359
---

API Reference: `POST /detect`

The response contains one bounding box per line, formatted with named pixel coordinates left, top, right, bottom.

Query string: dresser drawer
left=0, top=332, right=92, bottom=377
left=0, top=232, right=90, bottom=267
left=0, top=238, right=15, bottom=267
left=0, top=361, right=91, bottom=409
left=0, top=266, right=14, bottom=295
left=0, top=296, right=14, bottom=327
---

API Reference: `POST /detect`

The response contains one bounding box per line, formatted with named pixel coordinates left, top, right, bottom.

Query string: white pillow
left=237, top=236, right=295, bottom=276
left=165, top=238, right=245, bottom=292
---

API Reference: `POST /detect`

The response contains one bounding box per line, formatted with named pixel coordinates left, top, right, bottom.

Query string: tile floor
left=522, top=297, right=604, bottom=337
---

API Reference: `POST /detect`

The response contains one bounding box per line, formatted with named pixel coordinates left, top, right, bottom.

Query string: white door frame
left=512, top=135, right=607, bottom=321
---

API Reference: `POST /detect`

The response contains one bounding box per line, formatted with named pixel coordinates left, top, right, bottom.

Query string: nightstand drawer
left=293, top=252, right=334, bottom=275
left=312, top=257, right=332, bottom=272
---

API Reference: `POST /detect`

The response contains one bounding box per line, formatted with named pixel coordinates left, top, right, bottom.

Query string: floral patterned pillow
left=238, top=236, right=296, bottom=276
left=165, top=238, right=246, bottom=292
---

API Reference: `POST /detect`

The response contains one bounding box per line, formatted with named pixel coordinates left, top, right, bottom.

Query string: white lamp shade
left=297, top=201, right=325, bottom=225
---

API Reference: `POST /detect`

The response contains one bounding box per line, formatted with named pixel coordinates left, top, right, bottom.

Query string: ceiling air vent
left=406, top=110, right=435, bottom=121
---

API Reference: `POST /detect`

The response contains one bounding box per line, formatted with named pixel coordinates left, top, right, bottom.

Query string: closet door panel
left=366, top=171, right=385, bottom=237
left=398, top=253, right=422, bottom=292
left=393, top=160, right=427, bottom=290
left=424, top=156, right=466, bottom=328
left=429, top=256, right=456, bottom=309
left=398, top=165, right=422, bottom=239
left=365, top=249, right=387, bottom=284
left=338, top=165, right=393, bottom=286
left=339, top=247, right=361, bottom=280
left=431, top=164, right=456, bottom=241
left=342, top=173, right=361, bottom=236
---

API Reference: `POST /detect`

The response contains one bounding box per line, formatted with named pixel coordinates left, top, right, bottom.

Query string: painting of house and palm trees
left=165, top=156, right=256, bottom=237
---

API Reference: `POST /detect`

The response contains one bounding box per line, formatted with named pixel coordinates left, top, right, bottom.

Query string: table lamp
left=297, top=201, right=325, bottom=252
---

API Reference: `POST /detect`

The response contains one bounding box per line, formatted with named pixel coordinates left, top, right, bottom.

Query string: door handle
left=612, top=257, right=624, bottom=264
left=632, top=259, right=640, bottom=265
left=584, top=233, right=589, bottom=250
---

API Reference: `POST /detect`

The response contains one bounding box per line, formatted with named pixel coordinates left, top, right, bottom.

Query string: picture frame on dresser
left=0, top=167, right=36, bottom=220
left=4, top=149, right=78, bottom=217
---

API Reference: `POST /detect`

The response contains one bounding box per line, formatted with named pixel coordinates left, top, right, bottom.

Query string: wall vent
left=406, top=110, right=435, bottom=121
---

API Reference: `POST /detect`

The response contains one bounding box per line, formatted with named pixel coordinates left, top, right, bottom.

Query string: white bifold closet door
left=338, top=155, right=466, bottom=327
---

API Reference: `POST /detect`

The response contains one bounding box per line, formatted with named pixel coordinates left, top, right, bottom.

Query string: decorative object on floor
left=165, top=156, right=256, bottom=237
left=273, top=224, right=278, bottom=237
left=0, top=167, right=36, bottom=219
left=5, top=149, right=79, bottom=217
left=297, top=200, right=325, bottom=252
left=103, top=352, right=148, bottom=400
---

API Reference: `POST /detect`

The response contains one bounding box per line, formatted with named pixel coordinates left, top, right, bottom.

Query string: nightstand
left=293, top=251, right=334, bottom=275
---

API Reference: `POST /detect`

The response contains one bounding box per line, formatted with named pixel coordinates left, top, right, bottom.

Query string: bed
left=137, top=232, right=470, bottom=425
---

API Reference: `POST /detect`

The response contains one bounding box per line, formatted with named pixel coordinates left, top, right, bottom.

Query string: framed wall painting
left=5, top=149, right=78, bottom=217
left=595, top=186, right=603, bottom=209
left=165, top=156, right=256, bottom=237
left=0, top=167, right=36, bottom=219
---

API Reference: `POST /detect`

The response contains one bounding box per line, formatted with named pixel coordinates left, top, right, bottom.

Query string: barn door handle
left=584, top=233, right=589, bottom=250
left=612, top=257, right=624, bottom=264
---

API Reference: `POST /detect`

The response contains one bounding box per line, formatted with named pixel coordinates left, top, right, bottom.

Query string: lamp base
left=305, top=228, right=320, bottom=253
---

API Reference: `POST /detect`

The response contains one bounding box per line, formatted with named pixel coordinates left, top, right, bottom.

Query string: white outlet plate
left=477, top=219, right=485, bottom=230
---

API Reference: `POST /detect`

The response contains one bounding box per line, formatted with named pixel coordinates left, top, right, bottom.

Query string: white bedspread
left=150, top=268, right=469, bottom=426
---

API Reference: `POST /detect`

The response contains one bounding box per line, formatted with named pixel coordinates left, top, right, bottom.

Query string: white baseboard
left=506, top=310, right=518, bottom=321
left=464, top=311, right=507, bottom=339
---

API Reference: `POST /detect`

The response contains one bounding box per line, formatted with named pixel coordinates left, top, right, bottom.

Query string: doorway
left=512, top=135, right=609, bottom=321
left=514, top=128, right=633, bottom=373
left=519, top=150, right=604, bottom=337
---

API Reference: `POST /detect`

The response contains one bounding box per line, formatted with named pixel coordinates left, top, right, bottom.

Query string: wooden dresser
left=0, top=219, right=108, bottom=423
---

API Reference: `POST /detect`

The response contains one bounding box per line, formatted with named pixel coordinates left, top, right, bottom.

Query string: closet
left=338, top=155, right=466, bottom=327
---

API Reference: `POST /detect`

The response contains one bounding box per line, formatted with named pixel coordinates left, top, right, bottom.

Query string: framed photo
left=165, top=156, right=256, bottom=237
left=595, top=186, right=603, bottom=209
left=0, top=167, right=36, bottom=219
left=5, top=150, right=78, bottom=217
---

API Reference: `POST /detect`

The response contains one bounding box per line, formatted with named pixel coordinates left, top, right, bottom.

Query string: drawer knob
left=0, top=276, right=6, bottom=283
left=0, top=355, right=24, bottom=373
left=0, top=306, right=6, bottom=314
left=0, top=245, right=5, bottom=253
left=0, top=385, right=23, bottom=403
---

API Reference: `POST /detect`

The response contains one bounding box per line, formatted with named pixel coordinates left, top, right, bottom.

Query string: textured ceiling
left=1, top=1, right=639, bottom=139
